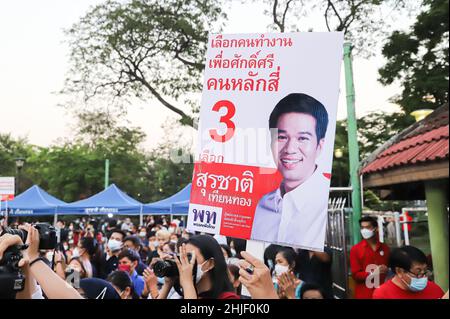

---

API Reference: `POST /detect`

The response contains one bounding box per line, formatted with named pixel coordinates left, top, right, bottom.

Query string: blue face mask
left=406, top=275, right=428, bottom=292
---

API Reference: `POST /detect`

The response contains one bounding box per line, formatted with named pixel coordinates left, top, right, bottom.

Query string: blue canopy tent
left=170, top=200, right=189, bottom=215
left=143, top=183, right=191, bottom=215
left=58, top=184, right=143, bottom=221
left=0, top=185, right=66, bottom=218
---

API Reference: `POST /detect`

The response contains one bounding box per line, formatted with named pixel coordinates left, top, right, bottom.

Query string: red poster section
left=190, top=161, right=283, bottom=239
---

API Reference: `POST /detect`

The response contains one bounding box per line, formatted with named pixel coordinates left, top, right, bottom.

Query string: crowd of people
left=0, top=215, right=448, bottom=299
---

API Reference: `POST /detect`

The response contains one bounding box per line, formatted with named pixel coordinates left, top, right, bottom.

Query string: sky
left=0, top=0, right=417, bottom=151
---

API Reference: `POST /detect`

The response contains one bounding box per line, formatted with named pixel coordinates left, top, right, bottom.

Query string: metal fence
left=325, top=196, right=349, bottom=299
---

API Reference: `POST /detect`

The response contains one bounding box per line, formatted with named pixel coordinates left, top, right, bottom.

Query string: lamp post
left=334, top=148, right=344, bottom=187
left=14, top=157, right=25, bottom=195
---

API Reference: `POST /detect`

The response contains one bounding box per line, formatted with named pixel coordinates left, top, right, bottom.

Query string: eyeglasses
left=407, top=270, right=432, bottom=279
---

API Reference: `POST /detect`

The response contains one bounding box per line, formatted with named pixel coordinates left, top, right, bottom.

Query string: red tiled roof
left=361, top=104, right=449, bottom=174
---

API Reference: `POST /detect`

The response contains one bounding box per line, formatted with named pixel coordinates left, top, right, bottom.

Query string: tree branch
left=129, top=67, right=194, bottom=128
left=327, top=0, right=344, bottom=31
left=272, top=0, right=285, bottom=32
left=281, top=0, right=294, bottom=30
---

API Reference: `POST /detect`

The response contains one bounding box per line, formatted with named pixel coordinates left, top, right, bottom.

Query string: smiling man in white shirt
left=251, top=93, right=330, bottom=251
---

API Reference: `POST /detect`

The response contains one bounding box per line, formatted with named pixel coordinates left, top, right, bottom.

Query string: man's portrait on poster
left=251, top=93, right=330, bottom=250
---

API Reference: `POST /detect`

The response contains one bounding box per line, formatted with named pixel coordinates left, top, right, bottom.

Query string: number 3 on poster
left=209, top=100, right=236, bottom=143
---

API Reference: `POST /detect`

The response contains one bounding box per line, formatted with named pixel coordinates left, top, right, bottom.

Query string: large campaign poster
left=187, top=32, right=343, bottom=252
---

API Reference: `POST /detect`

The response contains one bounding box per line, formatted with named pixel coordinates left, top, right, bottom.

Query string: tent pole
left=5, top=200, right=9, bottom=227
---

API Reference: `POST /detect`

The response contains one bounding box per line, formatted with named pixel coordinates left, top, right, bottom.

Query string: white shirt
left=251, top=168, right=329, bottom=251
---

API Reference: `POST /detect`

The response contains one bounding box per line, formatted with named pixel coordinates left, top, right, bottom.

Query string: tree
left=331, top=110, right=413, bottom=187
left=0, top=134, right=34, bottom=177
left=379, top=0, right=449, bottom=113
left=62, top=0, right=225, bottom=128
left=251, top=0, right=412, bottom=55
left=26, top=110, right=152, bottom=202
left=0, top=134, right=37, bottom=192
left=145, top=118, right=195, bottom=202
left=356, top=110, right=414, bottom=159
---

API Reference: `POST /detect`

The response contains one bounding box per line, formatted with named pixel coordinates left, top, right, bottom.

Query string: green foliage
left=331, top=110, right=413, bottom=187
left=146, top=153, right=193, bottom=202
left=1, top=110, right=194, bottom=203
left=63, top=0, right=225, bottom=127
left=379, top=0, right=449, bottom=113
left=0, top=134, right=35, bottom=177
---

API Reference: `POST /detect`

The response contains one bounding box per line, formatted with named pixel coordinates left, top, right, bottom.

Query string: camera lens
left=1, top=227, right=27, bottom=244
left=152, top=260, right=178, bottom=278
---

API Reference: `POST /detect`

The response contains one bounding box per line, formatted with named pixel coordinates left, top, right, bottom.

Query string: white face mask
left=274, top=264, right=289, bottom=277
left=361, top=228, right=375, bottom=239
left=45, top=251, right=54, bottom=262
left=107, top=239, right=122, bottom=252
left=72, top=248, right=81, bottom=258
left=195, top=260, right=209, bottom=284
left=139, top=232, right=147, bottom=238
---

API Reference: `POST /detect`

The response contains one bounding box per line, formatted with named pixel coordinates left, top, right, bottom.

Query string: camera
left=152, top=253, right=194, bottom=278
left=0, top=245, right=25, bottom=299
left=1, top=223, right=57, bottom=250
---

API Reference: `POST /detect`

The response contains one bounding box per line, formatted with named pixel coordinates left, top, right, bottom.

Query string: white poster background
left=192, top=32, right=344, bottom=251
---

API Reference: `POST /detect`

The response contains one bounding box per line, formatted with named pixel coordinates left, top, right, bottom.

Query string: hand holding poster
left=187, top=32, right=344, bottom=252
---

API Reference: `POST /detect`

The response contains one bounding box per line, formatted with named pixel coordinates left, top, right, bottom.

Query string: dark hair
left=359, top=216, right=378, bottom=228
left=123, top=235, right=141, bottom=248
left=176, top=237, right=189, bottom=252
left=147, top=230, right=156, bottom=237
left=263, top=244, right=284, bottom=269
left=163, top=241, right=176, bottom=253
left=227, top=237, right=246, bottom=259
left=300, top=283, right=325, bottom=299
left=187, top=235, right=234, bottom=299
left=108, top=229, right=126, bottom=240
left=69, top=256, right=88, bottom=278
left=118, top=248, right=140, bottom=263
left=80, top=236, right=98, bottom=256
left=220, top=244, right=233, bottom=258
left=227, top=264, right=242, bottom=295
left=108, top=219, right=118, bottom=228
left=107, top=270, right=139, bottom=299
left=276, top=247, right=297, bottom=269
left=269, top=93, right=329, bottom=142
left=389, top=246, right=428, bottom=273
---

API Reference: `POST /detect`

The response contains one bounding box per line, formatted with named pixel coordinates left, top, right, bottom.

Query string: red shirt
left=218, top=292, right=240, bottom=299
left=350, top=239, right=390, bottom=299
left=373, top=279, right=444, bottom=299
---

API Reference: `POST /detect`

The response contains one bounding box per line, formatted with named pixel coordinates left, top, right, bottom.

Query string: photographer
left=0, top=224, right=82, bottom=299
left=172, top=235, right=239, bottom=299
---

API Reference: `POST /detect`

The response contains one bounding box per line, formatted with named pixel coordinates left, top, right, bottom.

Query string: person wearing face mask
left=117, top=249, right=145, bottom=297
left=373, top=246, right=444, bottom=299
left=123, top=235, right=147, bottom=275
left=72, top=236, right=100, bottom=278
left=350, top=216, right=390, bottom=299
left=64, top=257, right=88, bottom=280
left=163, top=235, right=239, bottom=299
left=98, top=230, right=125, bottom=279
left=272, top=248, right=303, bottom=299
left=107, top=270, right=140, bottom=299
